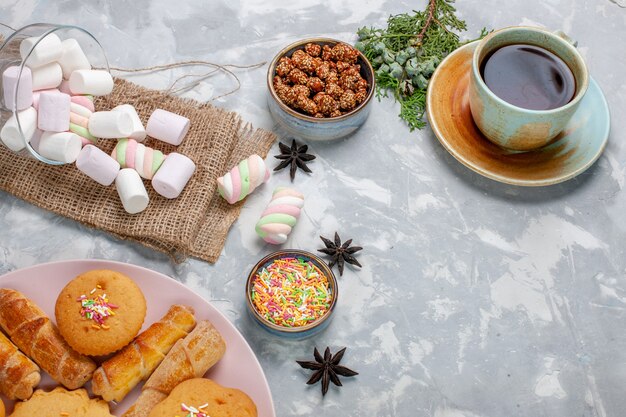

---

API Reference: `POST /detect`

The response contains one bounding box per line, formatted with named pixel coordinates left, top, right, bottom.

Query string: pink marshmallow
left=146, top=109, right=190, bottom=146
left=58, top=79, right=72, bottom=94
left=125, top=138, right=137, bottom=170
left=76, top=144, right=121, bottom=186
left=32, top=88, right=60, bottom=110
left=71, top=95, right=95, bottom=112
left=151, top=152, right=196, bottom=199
left=261, top=204, right=302, bottom=218
left=37, top=91, right=70, bottom=132
left=3, top=66, right=33, bottom=110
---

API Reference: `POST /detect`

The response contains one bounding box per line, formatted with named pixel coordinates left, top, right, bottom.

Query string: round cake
left=10, top=388, right=113, bottom=417
left=148, top=378, right=257, bottom=417
left=55, top=269, right=147, bottom=356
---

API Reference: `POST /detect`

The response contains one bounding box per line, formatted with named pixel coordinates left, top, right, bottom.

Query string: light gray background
left=1, top=1, right=625, bottom=416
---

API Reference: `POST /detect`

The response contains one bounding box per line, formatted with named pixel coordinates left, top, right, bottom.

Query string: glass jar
left=0, top=23, right=109, bottom=165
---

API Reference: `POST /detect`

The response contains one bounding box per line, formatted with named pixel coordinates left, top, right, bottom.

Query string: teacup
left=469, top=26, right=589, bottom=151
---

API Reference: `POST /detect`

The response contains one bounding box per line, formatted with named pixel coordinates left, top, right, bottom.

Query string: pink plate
left=0, top=259, right=275, bottom=417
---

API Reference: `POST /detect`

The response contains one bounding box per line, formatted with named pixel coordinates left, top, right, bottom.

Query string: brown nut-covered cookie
left=304, top=42, right=322, bottom=57
left=313, top=92, right=340, bottom=116
left=307, top=77, right=325, bottom=93
left=288, top=68, right=308, bottom=85
left=275, top=56, right=294, bottom=77
left=325, top=82, right=344, bottom=100
left=331, top=42, right=359, bottom=63
left=292, top=49, right=317, bottom=74
left=339, top=89, right=358, bottom=111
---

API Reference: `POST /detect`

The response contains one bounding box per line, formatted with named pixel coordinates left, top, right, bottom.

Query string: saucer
left=426, top=41, right=610, bottom=187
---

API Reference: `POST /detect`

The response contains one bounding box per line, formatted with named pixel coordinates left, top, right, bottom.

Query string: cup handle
left=553, top=30, right=578, bottom=47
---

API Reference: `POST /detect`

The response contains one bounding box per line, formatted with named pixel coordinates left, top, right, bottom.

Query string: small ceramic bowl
left=266, top=37, right=375, bottom=141
left=246, top=249, right=338, bottom=339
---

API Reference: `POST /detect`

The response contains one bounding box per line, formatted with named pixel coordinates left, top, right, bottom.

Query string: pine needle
left=355, top=0, right=488, bottom=131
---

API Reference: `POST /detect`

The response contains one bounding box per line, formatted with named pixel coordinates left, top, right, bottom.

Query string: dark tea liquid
left=480, top=44, right=576, bottom=110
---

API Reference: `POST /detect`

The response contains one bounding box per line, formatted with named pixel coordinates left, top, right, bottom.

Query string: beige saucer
left=427, top=41, right=610, bottom=186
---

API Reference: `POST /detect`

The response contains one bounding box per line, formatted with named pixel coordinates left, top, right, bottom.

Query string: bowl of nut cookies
left=267, top=37, right=375, bottom=141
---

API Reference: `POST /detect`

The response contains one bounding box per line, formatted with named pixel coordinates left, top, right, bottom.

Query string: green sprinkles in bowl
left=250, top=256, right=332, bottom=327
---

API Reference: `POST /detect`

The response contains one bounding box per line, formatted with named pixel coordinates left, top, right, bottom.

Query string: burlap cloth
left=0, top=78, right=276, bottom=263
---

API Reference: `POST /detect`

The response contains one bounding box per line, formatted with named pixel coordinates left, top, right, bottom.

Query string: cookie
left=148, top=378, right=257, bottom=417
left=10, top=387, right=113, bottom=417
left=55, top=269, right=147, bottom=356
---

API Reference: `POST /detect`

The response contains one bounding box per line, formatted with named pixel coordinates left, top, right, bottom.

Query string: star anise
left=273, top=139, right=316, bottom=181
left=318, top=232, right=362, bottom=276
left=297, top=347, right=358, bottom=396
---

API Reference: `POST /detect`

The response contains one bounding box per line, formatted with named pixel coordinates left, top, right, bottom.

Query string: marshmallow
left=88, top=111, right=133, bottom=138
left=111, top=138, right=166, bottom=179
left=112, top=104, right=146, bottom=141
left=58, top=79, right=72, bottom=94
left=29, top=129, right=43, bottom=153
left=70, top=102, right=93, bottom=119
left=116, top=168, right=149, bottom=214
left=69, top=69, right=113, bottom=96
left=20, top=33, right=63, bottom=69
left=2, top=66, right=33, bottom=110
left=38, top=131, right=82, bottom=163
left=255, top=187, right=305, bottom=244
left=70, top=112, right=89, bottom=128
left=37, top=91, right=71, bottom=132
left=58, top=38, right=91, bottom=79
left=151, top=152, right=196, bottom=199
left=76, top=144, right=120, bottom=186
left=146, top=109, right=190, bottom=146
left=69, top=123, right=97, bottom=146
left=217, top=154, right=270, bottom=204
left=31, top=62, right=62, bottom=91
left=0, top=107, right=38, bottom=152
left=71, top=95, right=95, bottom=112
left=32, top=88, right=60, bottom=110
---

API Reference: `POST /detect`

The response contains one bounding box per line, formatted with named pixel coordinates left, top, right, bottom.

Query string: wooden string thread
left=0, top=22, right=266, bottom=101
left=103, top=60, right=267, bottom=101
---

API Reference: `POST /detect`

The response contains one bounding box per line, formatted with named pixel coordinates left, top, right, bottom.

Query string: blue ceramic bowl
left=246, top=250, right=338, bottom=339
left=267, top=38, right=375, bottom=141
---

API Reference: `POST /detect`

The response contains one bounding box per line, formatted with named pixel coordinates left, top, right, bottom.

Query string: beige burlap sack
left=0, top=78, right=276, bottom=262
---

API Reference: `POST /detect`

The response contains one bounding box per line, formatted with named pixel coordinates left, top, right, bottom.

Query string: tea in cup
left=469, top=26, right=589, bottom=151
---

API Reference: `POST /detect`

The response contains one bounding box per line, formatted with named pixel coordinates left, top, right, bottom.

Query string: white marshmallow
left=70, top=101, right=92, bottom=118
left=0, top=107, right=38, bottom=152
left=32, top=88, right=60, bottom=110
left=20, top=33, right=63, bottom=69
left=2, top=66, right=33, bottom=110
left=69, top=69, right=113, bottom=96
left=38, top=131, right=82, bottom=163
left=37, top=91, right=71, bottom=132
left=76, top=144, right=121, bottom=186
left=112, top=104, right=146, bottom=141
left=151, top=152, right=196, bottom=199
left=146, top=109, right=190, bottom=146
left=31, top=62, right=62, bottom=91
left=29, top=129, right=43, bottom=153
left=58, top=38, right=91, bottom=79
left=116, top=168, right=149, bottom=214
left=88, top=111, right=133, bottom=138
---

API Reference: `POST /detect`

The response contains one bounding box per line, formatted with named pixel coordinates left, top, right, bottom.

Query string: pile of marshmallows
left=0, top=33, right=196, bottom=214
left=217, top=154, right=305, bottom=245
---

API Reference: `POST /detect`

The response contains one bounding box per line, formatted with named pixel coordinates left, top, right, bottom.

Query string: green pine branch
left=355, top=0, right=489, bottom=131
